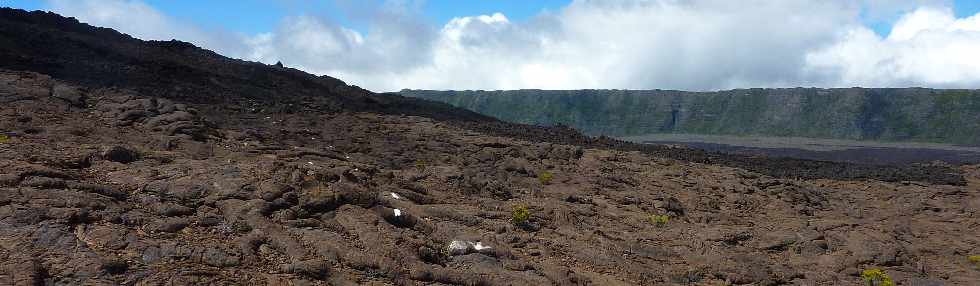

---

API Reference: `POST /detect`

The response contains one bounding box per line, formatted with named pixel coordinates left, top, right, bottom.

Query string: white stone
left=447, top=240, right=470, bottom=255
left=472, top=242, right=492, bottom=251
left=446, top=240, right=492, bottom=256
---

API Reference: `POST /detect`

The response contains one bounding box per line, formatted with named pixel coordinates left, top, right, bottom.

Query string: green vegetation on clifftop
left=400, top=88, right=980, bottom=146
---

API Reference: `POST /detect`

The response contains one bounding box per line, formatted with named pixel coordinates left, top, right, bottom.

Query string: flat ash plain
left=622, top=134, right=980, bottom=165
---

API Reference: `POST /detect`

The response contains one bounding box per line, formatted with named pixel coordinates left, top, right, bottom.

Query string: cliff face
left=401, top=88, right=980, bottom=145
left=2, top=8, right=979, bottom=286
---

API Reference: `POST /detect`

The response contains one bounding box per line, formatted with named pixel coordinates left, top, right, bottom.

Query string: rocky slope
left=400, top=88, right=980, bottom=146
left=1, top=8, right=979, bottom=286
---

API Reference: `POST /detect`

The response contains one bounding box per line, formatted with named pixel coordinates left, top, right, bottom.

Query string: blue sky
left=11, top=0, right=977, bottom=36
left=954, top=0, right=980, bottom=17
left=422, top=0, right=568, bottom=25
left=864, top=0, right=980, bottom=35
left=3, top=0, right=980, bottom=91
left=5, top=0, right=569, bottom=35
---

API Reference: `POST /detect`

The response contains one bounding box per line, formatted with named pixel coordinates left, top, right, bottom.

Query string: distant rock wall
left=401, top=88, right=980, bottom=145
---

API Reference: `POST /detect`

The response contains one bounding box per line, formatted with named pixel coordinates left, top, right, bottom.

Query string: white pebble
left=473, top=242, right=492, bottom=251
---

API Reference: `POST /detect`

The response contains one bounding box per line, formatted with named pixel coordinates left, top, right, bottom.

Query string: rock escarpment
left=401, top=88, right=980, bottom=145
left=0, top=8, right=978, bottom=285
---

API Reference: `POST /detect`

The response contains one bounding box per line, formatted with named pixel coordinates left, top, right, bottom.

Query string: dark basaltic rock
left=51, top=83, right=86, bottom=108
left=664, top=197, right=685, bottom=216
left=0, top=7, right=977, bottom=286
left=101, top=145, right=140, bottom=163
left=100, top=257, right=128, bottom=274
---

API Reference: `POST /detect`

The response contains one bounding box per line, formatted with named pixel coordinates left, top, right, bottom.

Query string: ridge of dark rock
left=1, top=8, right=979, bottom=285
left=0, top=7, right=965, bottom=186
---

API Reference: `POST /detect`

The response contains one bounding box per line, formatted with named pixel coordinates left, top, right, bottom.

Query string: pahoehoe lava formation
left=1, top=8, right=978, bottom=285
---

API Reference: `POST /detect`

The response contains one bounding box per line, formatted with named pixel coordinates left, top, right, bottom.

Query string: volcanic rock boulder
left=93, top=92, right=209, bottom=140
left=101, top=145, right=139, bottom=163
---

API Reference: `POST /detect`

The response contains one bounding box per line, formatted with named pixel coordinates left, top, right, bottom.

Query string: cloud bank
left=36, top=0, right=980, bottom=91
left=807, top=6, right=980, bottom=88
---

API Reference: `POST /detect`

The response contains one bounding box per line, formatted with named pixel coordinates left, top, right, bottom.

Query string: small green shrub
left=414, top=159, right=426, bottom=172
left=511, top=204, right=530, bottom=225
left=439, top=246, right=450, bottom=259
left=969, top=255, right=980, bottom=265
left=649, top=214, right=669, bottom=227
left=537, top=171, right=553, bottom=185
left=0, top=134, right=9, bottom=143
left=860, top=268, right=894, bottom=286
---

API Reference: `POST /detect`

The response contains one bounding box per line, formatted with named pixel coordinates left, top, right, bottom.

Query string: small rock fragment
left=102, top=145, right=140, bottom=163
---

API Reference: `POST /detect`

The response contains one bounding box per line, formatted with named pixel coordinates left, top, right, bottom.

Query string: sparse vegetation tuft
left=439, top=246, right=451, bottom=259
left=969, top=255, right=980, bottom=266
left=860, top=268, right=893, bottom=286
left=0, top=134, right=9, bottom=143
left=415, top=159, right=426, bottom=172
left=511, top=204, right=530, bottom=226
left=537, top=171, right=553, bottom=185
left=649, top=214, right=669, bottom=227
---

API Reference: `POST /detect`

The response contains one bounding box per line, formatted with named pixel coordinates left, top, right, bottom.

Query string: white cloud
left=47, top=0, right=175, bottom=40
left=243, top=1, right=437, bottom=85
left=806, top=7, right=980, bottom=88
left=45, top=0, right=247, bottom=56
left=356, top=0, right=860, bottom=91
left=860, top=0, right=949, bottom=21
left=35, top=0, right=980, bottom=91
